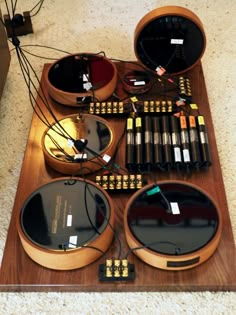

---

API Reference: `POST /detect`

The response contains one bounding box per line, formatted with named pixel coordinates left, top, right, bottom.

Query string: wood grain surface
left=0, top=62, right=235, bottom=292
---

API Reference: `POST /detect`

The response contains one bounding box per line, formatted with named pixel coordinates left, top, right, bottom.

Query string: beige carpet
left=0, top=0, right=235, bottom=314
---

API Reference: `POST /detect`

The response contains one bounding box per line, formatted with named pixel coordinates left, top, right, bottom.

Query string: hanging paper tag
left=170, top=202, right=180, bottom=215
left=130, top=96, right=138, bottom=103
left=83, top=82, right=92, bottom=91
left=156, top=65, right=166, bottom=76
left=171, top=39, right=184, bottom=45
left=103, top=154, right=111, bottom=163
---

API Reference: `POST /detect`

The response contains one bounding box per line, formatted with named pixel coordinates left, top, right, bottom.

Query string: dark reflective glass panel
left=48, top=55, right=114, bottom=93
left=20, top=179, right=110, bottom=250
left=136, top=16, right=205, bottom=73
left=127, top=183, right=219, bottom=255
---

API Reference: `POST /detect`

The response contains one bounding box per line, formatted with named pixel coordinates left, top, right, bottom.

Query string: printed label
left=170, top=202, right=180, bottom=214
left=183, top=149, right=191, bottom=162
left=134, top=81, right=145, bottom=86
left=69, top=235, right=78, bottom=248
left=174, top=147, right=182, bottom=162
left=66, top=214, right=72, bottom=227
left=171, top=39, right=184, bottom=45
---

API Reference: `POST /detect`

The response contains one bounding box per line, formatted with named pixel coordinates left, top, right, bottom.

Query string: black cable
left=30, top=0, right=45, bottom=17
left=83, top=176, right=103, bottom=236
left=12, top=0, right=18, bottom=16
left=19, top=44, right=72, bottom=55
left=59, top=242, right=107, bottom=258
left=84, top=177, right=122, bottom=259
left=46, top=134, right=74, bottom=161
left=125, top=240, right=178, bottom=259
left=4, top=0, right=11, bottom=17
left=15, top=46, right=70, bottom=139
left=17, top=46, right=76, bottom=141
left=19, top=47, right=59, bottom=61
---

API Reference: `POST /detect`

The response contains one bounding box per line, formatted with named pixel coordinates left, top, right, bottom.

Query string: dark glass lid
left=135, top=15, right=205, bottom=73
left=20, top=179, right=110, bottom=250
left=48, top=54, right=115, bottom=93
left=127, top=182, right=219, bottom=255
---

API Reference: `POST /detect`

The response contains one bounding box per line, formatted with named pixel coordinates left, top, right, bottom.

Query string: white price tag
left=83, top=82, right=92, bottom=91
left=66, top=214, right=72, bottom=227
left=170, top=202, right=180, bottom=215
left=69, top=235, right=78, bottom=248
left=171, top=39, right=184, bottom=45
left=103, top=154, right=111, bottom=163
left=134, top=81, right=145, bottom=86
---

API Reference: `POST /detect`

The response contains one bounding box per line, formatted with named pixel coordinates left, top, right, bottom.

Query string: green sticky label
left=146, top=186, right=160, bottom=196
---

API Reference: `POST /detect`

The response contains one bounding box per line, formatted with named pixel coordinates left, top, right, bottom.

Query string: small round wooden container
left=124, top=180, right=222, bottom=270
left=42, top=113, right=116, bottom=175
left=44, top=53, right=117, bottom=106
left=134, top=6, right=206, bottom=74
left=17, top=177, right=115, bottom=270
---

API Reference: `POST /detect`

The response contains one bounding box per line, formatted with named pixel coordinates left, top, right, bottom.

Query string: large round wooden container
left=42, top=114, right=116, bottom=175
left=134, top=6, right=206, bottom=74
left=124, top=181, right=222, bottom=270
left=44, top=53, right=117, bottom=106
left=17, top=177, right=115, bottom=270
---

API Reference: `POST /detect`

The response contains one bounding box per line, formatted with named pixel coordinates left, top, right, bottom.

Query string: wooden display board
left=0, top=62, right=235, bottom=292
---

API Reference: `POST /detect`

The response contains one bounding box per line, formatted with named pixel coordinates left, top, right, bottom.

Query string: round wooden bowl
left=17, top=177, right=115, bottom=270
left=42, top=113, right=116, bottom=175
left=134, top=6, right=206, bottom=74
left=44, top=53, right=118, bottom=106
left=124, top=180, right=222, bottom=270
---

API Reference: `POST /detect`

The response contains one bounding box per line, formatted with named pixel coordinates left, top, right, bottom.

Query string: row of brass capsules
left=95, top=174, right=144, bottom=191
left=86, top=100, right=175, bottom=116
left=178, top=76, right=192, bottom=99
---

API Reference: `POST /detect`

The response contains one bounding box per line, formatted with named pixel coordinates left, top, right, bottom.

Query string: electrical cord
left=84, top=176, right=122, bottom=259
left=125, top=240, right=179, bottom=259
left=29, top=0, right=45, bottom=17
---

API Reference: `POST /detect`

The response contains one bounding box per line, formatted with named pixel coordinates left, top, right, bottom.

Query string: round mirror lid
left=20, top=178, right=111, bottom=250
left=126, top=181, right=221, bottom=256
left=134, top=6, right=206, bottom=74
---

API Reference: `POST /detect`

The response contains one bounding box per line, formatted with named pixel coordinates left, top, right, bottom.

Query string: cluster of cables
left=0, top=0, right=177, bottom=262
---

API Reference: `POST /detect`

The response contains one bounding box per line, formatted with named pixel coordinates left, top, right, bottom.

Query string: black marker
left=197, top=115, right=211, bottom=167
left=161, top=115, right=172, bottom=170
left=170, top=115, right=182, bottom=169
left=152, top=116, right=163, bottom=169
left=125, top=117, right=135, bottom=171
left=144, top=116, right=153, bottom=171
left=188, top=116, right=201, bottom=169
left=179, top=115, right=191, bottom=169
left=135, top=117, right=143, bottom=168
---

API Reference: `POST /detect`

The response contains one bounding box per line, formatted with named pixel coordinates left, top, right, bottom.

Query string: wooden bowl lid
left=17, top=177, right=115, bottom=270
left=134, top=6, right=206, bottom=74
left=44, top=53, right=117, bottom=106
left=42, top=113, right=116, bottom=175
left=124, top=180, right=222, bottom=270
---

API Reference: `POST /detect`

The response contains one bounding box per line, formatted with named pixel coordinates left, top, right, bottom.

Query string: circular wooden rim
left=41, top=113, right=116, bottom=175
left=16, top=177, right=115, bottom=270
left=124, top=180, right=222, bottom=270
left=44, top=53, right=118, bottom=106
left=134, top=6, right=206, bottom=74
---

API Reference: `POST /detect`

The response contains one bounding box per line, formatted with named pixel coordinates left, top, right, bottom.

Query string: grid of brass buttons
left=87, top=100, right=174, bottom=116
left=178, top=77, right=192, bottom=98
left=95, top=174, right=144, bottom=191
left=99, top=259, right=135, bottom=281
